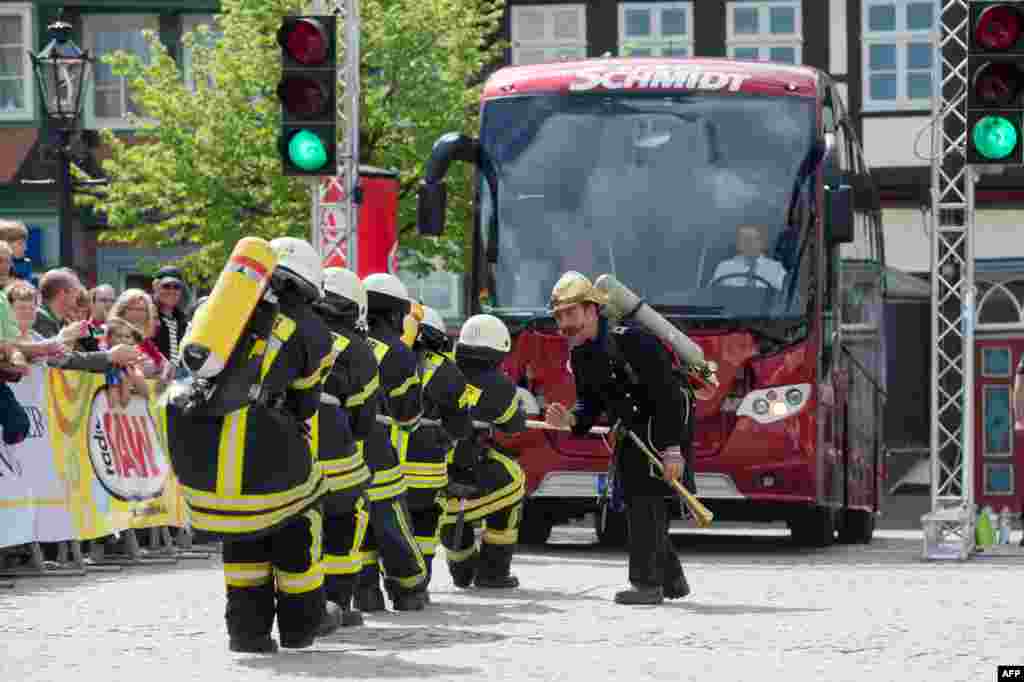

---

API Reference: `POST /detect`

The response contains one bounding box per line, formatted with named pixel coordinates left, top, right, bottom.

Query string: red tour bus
left=417, top=58, right=887, bottom=547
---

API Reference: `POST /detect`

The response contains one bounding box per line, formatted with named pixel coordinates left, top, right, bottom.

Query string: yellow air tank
left=180, top=237, right=278, bottom=378
left=402, top=301, right=424, bottom=348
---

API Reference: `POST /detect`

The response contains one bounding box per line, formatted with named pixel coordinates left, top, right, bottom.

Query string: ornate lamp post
left=29, top=15, right=93, bottom=268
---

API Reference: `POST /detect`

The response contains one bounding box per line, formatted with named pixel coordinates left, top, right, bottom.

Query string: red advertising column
left=356, top=166, right=400, bottom=279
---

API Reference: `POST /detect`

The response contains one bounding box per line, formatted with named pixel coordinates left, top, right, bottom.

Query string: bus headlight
left=736, top=384, right=811, bottom=424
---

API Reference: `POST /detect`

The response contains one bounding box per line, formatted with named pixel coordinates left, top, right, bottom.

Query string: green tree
left=79, top=0, right=504, bottom=285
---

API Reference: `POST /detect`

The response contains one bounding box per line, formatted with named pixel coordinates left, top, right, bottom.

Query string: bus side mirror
left=416, top=132, right=481, bottom=237
left=417, top=182, right=447, bottom=237
left=826, top=184, right=854, bottom=244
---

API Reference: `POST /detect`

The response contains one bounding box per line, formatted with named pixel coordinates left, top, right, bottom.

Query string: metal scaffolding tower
left=922, top=0, right=975, bottom=560
left=310, top=0, right=360, bottom=269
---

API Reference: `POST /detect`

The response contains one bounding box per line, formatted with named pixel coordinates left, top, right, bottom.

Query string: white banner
left=0, top=365, right=74, bottom=548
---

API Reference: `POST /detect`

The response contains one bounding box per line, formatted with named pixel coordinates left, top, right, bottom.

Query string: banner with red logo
left=47, top=370, right=187, bottom=542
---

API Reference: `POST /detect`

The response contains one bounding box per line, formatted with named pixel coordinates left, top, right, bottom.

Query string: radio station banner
left=0, top=367, right=189, bottom=549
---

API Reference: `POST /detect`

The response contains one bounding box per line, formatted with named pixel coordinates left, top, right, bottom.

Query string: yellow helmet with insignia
left=549, top=271, right=609, bottom=313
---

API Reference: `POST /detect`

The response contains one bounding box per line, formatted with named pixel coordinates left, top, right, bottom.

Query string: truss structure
left=923, top=0, right=975, bottom=560
left=310, top=0, right=360, bottom=269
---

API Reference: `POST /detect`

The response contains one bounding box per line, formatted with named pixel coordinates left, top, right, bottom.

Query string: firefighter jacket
left=166, top=301, right=336, bottom=538
left=362, top=322, right=422, bottom=501
left=393, top=349, right=474, bottom=491
left=450, top=358, right=526, bottom=475
left=569, top=316, right=686, bottom=452
left=312, top=323, right=378, bottom=500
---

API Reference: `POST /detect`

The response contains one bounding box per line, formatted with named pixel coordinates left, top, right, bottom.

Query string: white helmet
left=270, top=237, right=323, bottom=292
left=323, top=267, right=368, bottom=325
left=363, top=272, right=410, bottom=313
left=420, top=305, right=446, bottom=334
left=457, top=314, right=511, bottom=353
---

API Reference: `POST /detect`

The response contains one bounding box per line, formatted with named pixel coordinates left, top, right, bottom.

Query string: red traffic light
left=278, top=18, right=329, bottom=65
left=278, top=76, right=331, bottom=118
left=973, top=62, right=1024, bottom=106
left=975, top=4, right=1023, bottom=51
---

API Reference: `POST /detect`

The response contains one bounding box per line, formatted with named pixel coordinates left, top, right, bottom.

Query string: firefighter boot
left=327, top=577, right=364, bottom=626
left=614, top=586, right=664, bottom=605
left=663, top=573, right=691, bottom=600
left=385, top=577, right=426, bottom=611
left=475, top=542, right=519, bottom=589
left=280, top=602, right=343, bottom=649
left=419, top=554, right=434, bottom=604
left=229, top=636, right=278, bottom=654
left=354, top=564, right=387, bottom=612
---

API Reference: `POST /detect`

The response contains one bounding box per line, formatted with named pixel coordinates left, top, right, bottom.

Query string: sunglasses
left=159, top=282, right=182, bottom=290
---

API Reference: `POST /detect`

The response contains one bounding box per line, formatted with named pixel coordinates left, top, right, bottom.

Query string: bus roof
left=481, top=58, right=821, bottom=101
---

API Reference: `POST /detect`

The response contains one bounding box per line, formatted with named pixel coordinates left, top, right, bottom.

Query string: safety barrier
left=0, top=365, right=213, bottom=577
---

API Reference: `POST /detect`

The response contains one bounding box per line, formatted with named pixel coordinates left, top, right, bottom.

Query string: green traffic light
left=287, top=129, right=328, bottom=171
left=972, top=115, right=1019, bottom=160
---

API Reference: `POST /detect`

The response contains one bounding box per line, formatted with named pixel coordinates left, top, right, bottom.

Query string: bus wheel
left=519, top=504, right=554, bottom=546
left=837, top=509, right=875, bottom=544
left=595, top=502, right=629, bottom=547
left=789, top=507, right=836, bottom=547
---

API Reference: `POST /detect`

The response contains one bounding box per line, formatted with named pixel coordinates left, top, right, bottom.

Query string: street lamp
left=29, top=16, right=93, bottom=269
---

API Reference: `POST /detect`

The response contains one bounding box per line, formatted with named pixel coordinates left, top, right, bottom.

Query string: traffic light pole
left=923, top=0, right=976, bottom=560
left=307, top=0, right=359, bottom=273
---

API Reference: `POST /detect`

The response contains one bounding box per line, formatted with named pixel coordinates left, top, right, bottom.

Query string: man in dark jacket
left=35, top=269, right=140, bottom=371
left=151, top=266, right=188, bottom=366
left=544, top=271, right=692, bottom=605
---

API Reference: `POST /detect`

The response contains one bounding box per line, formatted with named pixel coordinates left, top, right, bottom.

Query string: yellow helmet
left=549, top=271, right=608, bottom=313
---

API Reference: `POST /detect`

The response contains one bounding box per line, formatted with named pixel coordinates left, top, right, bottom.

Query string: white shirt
left=711, top=255, right=787, bottom=290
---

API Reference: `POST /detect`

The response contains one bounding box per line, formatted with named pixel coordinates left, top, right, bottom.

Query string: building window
left=83, top=14, right=160, bottom=129
left=726, top=0, right=802, bottom=65
left=182, top=14, right=221, bottom=91
left=862, top=0, right=937, bottom=110
left=0, top=4, right=33, bottom=120
left=510, top=5, right=587, bottom=66
left=618, top=3, right=692, bottom=57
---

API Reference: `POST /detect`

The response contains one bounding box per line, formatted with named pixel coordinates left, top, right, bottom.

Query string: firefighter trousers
left=626, top=495, right=685, bottom=590
left=356, top=492, right=426, bottom=602
left=222, top=508, right=325, bottom=645
left=406, top=488, right=444, bottom=592
left=322, top=496, right=370, bottom=608
left=439, top=449, right=525, bottom=587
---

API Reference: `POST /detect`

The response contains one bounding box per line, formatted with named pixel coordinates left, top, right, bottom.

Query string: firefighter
left=440, top=313, right=527, bottom=589
left=355, top=272, right=427, bottom=612
left=397, top=304, right=473, bottom=602
left=165, top=237, right=342, bottom=653
left=543, top=271, right=692, bottom=605
left=313, top=267, right=378, bottom=626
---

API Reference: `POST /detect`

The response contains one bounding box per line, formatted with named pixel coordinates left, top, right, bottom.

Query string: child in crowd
left=102, top=316, right=149, bottom=409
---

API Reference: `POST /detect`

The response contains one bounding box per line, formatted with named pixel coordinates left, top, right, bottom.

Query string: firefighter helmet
left=364, top=272, right=410, bottom=315
left=270, top=237, right=323, bottom=300
left=458, top=314, right=511, bottom=353
left=323, top=267, right=368, bottom=327
left=549, top=270, right=608, bottom=313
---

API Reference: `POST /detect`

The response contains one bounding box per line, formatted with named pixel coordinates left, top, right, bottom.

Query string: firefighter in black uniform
left=165, top=237, right=342, bottom=652
left=313, top=267, right=378, bottom=626
left=396, top=304, right=473, bottom=602
left=544, top=271, right=692, bottom=605
left=354, top=272, right=427, bottom=611
left=440, top=313, right=528, bottom=589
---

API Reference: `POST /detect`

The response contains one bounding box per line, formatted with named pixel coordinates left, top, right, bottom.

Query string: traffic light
left=277, top=16, right=337, bottom=176
left=968, top=2, right=1024, bottom=164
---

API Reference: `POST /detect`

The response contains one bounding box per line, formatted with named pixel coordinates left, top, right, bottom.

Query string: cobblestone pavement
left=2, top=526, right=1023, bottom=682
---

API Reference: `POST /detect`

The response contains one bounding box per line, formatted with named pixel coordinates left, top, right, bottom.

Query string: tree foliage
left=78, top=0, right=504, bottom=285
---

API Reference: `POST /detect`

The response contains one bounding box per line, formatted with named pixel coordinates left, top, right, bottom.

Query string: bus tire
left=519, top=503, right=554, bottom=545
left=838, top=509, right=875, bottom=544
left=595, top=502, right=629, bottom=547
left=789, top=506, right=836, bottom=547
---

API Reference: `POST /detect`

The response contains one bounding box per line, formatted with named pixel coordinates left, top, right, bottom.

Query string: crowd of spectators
left=0, top=218, right=195, bottom=567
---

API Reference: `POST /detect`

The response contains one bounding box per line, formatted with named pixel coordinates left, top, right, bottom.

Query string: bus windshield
left=478, top=92, right=819, bottom=322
